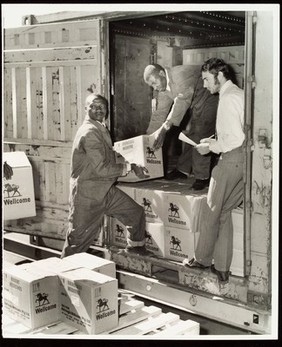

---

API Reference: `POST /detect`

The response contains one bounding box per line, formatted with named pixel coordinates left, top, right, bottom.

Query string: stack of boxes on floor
left=111, top=181, right=205, bottom=262
left=3, top=253, right=118, bottom=334
left=111, top=134, right=245, bottom=277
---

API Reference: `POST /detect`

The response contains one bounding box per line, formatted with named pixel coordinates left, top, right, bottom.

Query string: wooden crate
left=3, top=19, right=105, bottom=239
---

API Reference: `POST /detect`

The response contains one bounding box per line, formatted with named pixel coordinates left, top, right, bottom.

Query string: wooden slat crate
left=2, top=291, right=199, bottom=337
left=3, top=19, right=105, bottom=240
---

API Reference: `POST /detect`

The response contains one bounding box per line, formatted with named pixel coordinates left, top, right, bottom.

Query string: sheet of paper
left=178, top=132, right=198, bottom=147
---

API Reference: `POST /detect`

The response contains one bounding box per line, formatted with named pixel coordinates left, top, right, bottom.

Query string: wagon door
left=3, top=19, right=106, bottom=241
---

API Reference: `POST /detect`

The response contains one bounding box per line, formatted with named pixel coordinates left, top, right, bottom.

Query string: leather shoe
left=165, top=169, right=187, bottom=180
left=191, top=179, right=210, bottom=190
left=211, top=264, right=230, bottom=283
left=183, top=257, right=210, bottom=269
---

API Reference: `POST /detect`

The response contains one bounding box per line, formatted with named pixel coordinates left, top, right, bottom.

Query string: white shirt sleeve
left=209, top=91, right=245, bottom=154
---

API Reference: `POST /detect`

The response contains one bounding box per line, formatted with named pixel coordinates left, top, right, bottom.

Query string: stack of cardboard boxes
left=3, top=253, right=118, bottom=334
left=111, top=181, right=205, bottom=263
left=111, top=134, right=244, bottom=276
left=112, top=182, right=244, bottom=276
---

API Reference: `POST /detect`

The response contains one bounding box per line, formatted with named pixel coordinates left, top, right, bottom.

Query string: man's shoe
left=211, top=264, right=230, bottom=283
left=191, top=179, right=210, bottom=190
left=183, top=257, right=210, bottom=269
left=165, top=169, right=187, bottom=180
left=123, top=245, right=154, bottom=257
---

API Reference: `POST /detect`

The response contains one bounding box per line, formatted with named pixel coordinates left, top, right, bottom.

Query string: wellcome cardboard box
left=109, top=217, right=129, bottom=248
left=230, top=207, right=244, bottom=277
left=3, top=151, right=36, bottom=220
left=63, top=253, right=116, bottom=278
left=3, top=264, right=60, bottom=329
left=145, top=222, right=165, bottom=257
left=59, top=268, right=118, bottom=334
left=135, top=187, right=164, bottom=223
left=114, top=134, right=164, bottom=182
left=163, top=191, right=207, bottom=232
left=164, top=227, right=197, bottom=262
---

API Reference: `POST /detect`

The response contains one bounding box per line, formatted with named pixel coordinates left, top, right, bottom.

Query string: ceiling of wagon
left=110, top=11, right=246, bottom=48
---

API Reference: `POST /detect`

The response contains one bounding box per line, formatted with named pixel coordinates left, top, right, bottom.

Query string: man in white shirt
left=184, top=58, right=245, bottom=283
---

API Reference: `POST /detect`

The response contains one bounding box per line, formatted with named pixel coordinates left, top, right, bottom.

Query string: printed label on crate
left=145, top=146, right=162, bottom=165
left=165, top=228, right=196, bottom=262
left=135, top=188, right=164, bottom=223
left=95, top=295, right=116, bottom=321
left=167, top=201, right=187, bottom=227
left=111, top=218, right=128, bottom=246
left=164, top=193, right=206, bottom=232
left=34, top=291, right=57, bottom=315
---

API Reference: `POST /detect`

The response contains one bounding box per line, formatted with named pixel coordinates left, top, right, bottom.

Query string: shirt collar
left=219, top=79, right=233, bottom=97
left=86, top=115, right=106, bottom=127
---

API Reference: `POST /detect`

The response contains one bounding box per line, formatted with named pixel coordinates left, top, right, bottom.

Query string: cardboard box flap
left=64, top=252, right=115, bottom=270
left=3, top=151, right=31, bottom=168
left=60, top=268, right=115, bottom=285
left=5, top=264, right=55, bottom=282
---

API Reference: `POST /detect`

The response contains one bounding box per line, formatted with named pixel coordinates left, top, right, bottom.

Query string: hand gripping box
left=3, top=264, right=60, bottom=329
left=59, top=268, right=118, bottom=334
left=114, top=134, right=164, bottom=182
left=3, top=151, right=36, bottom=220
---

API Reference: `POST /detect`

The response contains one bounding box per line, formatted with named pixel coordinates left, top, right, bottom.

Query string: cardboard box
left=145, top=222, right=165, bottom=257
left=135, top=187, right=164, bottom=223
left=114, top=134, right=164, bottom=182
left=63, top=253, right=116, bottom=278
left=164, top=227, right=196, bottom=262
left=19, top=257, right=81, bottom=274
left=59, top=268, right=118, bottom=334
left=3, top=151, right=36, bottom=220
left=3, top=264, right=60, bottom=329
left=163, top=192, right=206, bottom=232
left=230, top=208, right=244, bottom=277
left=109, top=217, right=129, bottom=248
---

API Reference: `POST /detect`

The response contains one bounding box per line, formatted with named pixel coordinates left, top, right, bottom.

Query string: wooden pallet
left=2, top=291, right=199, bottom=337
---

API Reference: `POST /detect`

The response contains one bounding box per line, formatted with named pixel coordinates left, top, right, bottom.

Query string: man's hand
left=152, top=124, right=168, bottom=150
left=131, top=164, right=150, bottom=179
left=195, top=138, right=216, bottom=155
